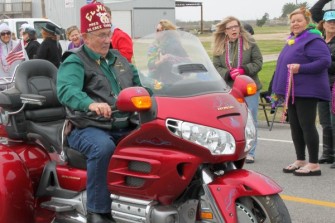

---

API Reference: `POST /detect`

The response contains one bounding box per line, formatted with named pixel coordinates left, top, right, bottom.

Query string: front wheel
left=236, top=194, right=291, bottom=223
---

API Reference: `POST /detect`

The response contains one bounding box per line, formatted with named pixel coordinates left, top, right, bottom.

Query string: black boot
left=319, top=154, right=334, bottom=163
left=319, top=127, right=334, bottom=164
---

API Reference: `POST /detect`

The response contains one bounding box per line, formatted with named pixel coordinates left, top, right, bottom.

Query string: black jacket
left=62, top=46, right=136, bottom=129
left=36, top=38, right=62, bottom=68
left=310, top=0, right=335, bottom=87
left=25, top=40, right=40, bottom=60
left=327, top=37, right=335, bottom=86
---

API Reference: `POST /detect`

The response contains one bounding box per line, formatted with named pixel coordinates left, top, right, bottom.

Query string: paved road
left=246, top=121, right=335, bottom=223
left=263, top=54, right=279, bottom=62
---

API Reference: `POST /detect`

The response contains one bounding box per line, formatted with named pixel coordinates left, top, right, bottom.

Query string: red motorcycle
left=0, top=31, right=291, bottom=223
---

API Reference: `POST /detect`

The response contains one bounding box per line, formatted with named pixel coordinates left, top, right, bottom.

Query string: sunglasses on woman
left=1, top=31, right=11, bottom=36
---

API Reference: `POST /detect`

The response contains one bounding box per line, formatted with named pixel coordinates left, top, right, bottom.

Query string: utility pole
left=41, top=0, right=46, bottom=18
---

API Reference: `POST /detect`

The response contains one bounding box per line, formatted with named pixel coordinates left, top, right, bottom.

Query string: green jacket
left=57, top=45, right=141, bottom=130
left=57, top=45, right=140, bottom=112
left=213, top=40, right=263, bottom=90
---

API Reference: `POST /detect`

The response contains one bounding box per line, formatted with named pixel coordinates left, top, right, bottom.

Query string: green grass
left=258, top=61, right=278, bottom=121
left=201, top=41, right=213, bottom=59
left=258, top=61, right=277, bottom=91
left=257, top=40, right=285, bottom=55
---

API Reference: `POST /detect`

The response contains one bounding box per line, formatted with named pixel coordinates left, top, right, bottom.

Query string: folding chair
left=268, top=104, right=284, bottom=131
left=259, top=91, right=272, bottom=127
left=259, top=91, right=284, bottom=131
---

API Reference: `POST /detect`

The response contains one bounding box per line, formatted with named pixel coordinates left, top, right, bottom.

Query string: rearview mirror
left=116, top=87, right=152, bottom=112
left=231, top=75, right=257, bottom=102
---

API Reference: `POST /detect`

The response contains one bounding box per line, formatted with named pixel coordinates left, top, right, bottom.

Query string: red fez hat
left=80, top=2, right=110, bottom=33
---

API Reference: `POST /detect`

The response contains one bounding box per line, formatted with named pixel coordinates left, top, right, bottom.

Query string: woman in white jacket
left=0, top=23, right=29, bottom=90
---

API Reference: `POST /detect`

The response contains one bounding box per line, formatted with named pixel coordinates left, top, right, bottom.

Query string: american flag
left=6, top=40, right=25, bottom=66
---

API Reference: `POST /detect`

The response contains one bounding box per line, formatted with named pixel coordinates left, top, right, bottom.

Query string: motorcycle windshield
left=133, top=30, right=229, bottom=97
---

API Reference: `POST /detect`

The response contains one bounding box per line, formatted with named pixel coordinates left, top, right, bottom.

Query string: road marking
left=258, top=137, right=323, bottom=146
left=281, top=195, right=335, bottom=208
left=258, top=137, right=293, bottom=143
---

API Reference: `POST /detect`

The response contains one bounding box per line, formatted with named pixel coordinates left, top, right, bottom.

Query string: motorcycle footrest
left=41, top=200, right=74, bottom=212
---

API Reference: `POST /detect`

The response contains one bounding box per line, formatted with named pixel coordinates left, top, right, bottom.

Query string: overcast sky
left=175, top=0, right=335, bottom=21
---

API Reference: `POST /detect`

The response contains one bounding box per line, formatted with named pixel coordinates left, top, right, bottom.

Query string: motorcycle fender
left=0, top=147, right=35, bottom=223
left=207, top=169, right=282, bottom=223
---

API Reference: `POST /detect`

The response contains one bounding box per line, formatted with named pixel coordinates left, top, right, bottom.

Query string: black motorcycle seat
left=65, top=147, right=87, bottom=170
left=26, top=119, right=65, bottom=154
left=0, top=60, right=89, bottom=170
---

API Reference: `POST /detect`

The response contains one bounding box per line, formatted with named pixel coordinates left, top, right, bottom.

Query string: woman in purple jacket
left=273, top=7, right=331, bottom=176
left=66, top=25, right=84, bottom=50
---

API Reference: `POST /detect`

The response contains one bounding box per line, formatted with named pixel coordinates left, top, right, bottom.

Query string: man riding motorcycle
left=57, top=2, right=140, bottom=222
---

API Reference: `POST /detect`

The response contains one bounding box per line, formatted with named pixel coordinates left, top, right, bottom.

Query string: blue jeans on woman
left=67, top=127, right=126, bottom=214
left=245, top=91, right=260, bottom=158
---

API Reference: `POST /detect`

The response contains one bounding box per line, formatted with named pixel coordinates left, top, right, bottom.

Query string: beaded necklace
left=225, top=37, right=243, bottom=70
left=281, top=64, right=295, bottom=122
left=0, top=40, right=13, bottom=73
left=286, top=32, right=308, bottom=46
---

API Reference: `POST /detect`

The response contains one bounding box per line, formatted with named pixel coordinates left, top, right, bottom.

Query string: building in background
left=0, top=0, right=32, bottom=18
left=0, top=0, right=176, bottom=38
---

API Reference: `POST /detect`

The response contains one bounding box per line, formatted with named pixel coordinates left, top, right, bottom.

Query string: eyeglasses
left=89, top=31, right=112, bottom=40
left=226, top=25, right=240, bottom=30
left=1, top=31, right=11, bottom=36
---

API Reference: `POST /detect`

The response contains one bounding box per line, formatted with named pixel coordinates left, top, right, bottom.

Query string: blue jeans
left=245, top=91, right=260, bottom=158
left=67, top=127, right=126, bottom=213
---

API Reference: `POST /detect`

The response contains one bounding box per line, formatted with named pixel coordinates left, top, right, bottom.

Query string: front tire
left=236, top=194, right=291, bottom=223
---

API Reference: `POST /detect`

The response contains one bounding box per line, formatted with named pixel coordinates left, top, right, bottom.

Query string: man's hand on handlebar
left=88, top=102, right=112, bottom=118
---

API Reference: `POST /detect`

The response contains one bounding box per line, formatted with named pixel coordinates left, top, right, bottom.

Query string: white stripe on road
left=258, top=137, right=323, bottom=146
left=258, top=137, right=293, bottom=143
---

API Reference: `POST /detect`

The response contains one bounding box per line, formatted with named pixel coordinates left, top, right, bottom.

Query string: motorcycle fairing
left=208, top=169, right=282, bottom=223
left=0, top=145, right=35, bottom=223
left=155, top=94, right=248, bottom=142
left=108, top=142, right=202, bottom=205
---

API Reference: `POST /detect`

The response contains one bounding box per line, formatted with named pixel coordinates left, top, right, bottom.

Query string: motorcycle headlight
left=166, top=119, right=236, bottom=155
left=244, top=109, right=257, bottom=152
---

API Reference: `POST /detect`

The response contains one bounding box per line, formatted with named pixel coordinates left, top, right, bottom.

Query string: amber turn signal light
left=131, top=96, right=152, bottom=109
left=200, top=211, right=213, bottom=220
left=247, top=83, right=257, bottom=95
